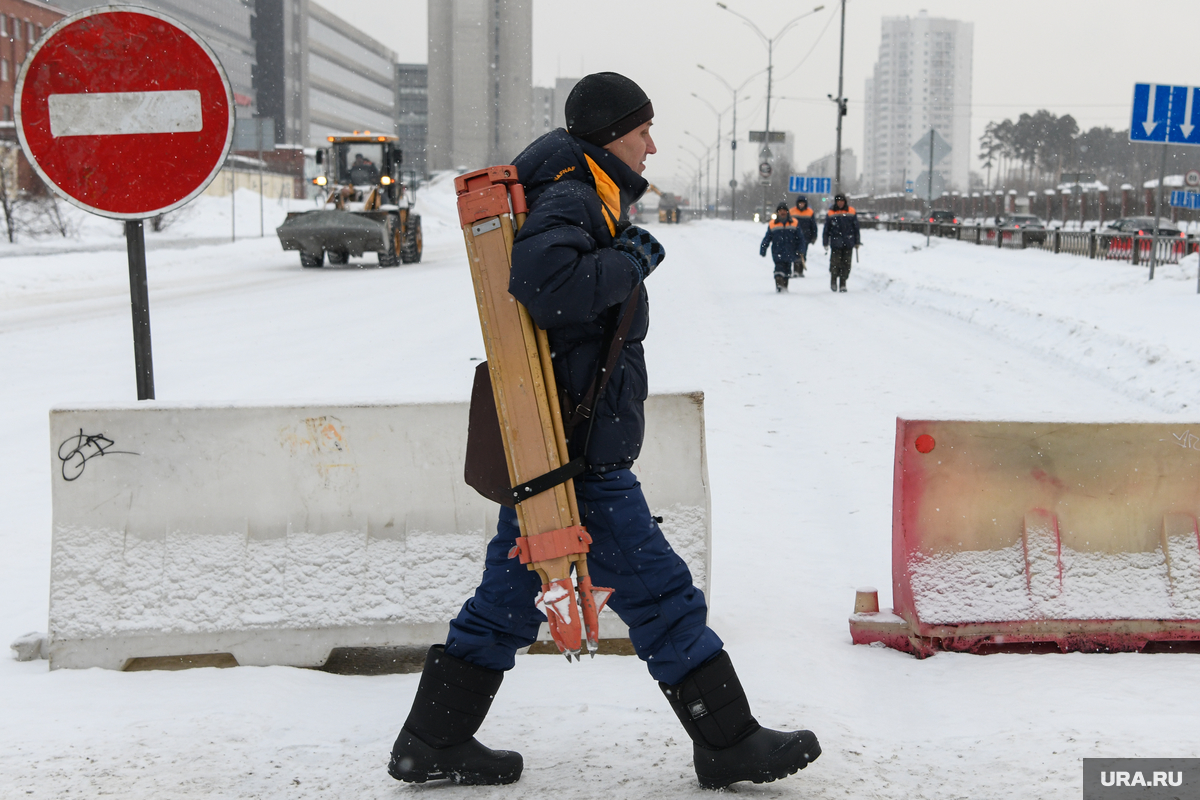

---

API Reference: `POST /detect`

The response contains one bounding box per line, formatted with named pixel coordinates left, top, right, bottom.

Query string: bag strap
left=564, top=288, right=640, bottom=438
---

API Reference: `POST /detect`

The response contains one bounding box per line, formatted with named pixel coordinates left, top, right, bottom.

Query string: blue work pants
left=444, top=469, right=723, bottom=685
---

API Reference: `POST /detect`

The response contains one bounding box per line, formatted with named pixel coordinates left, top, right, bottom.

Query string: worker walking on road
left=790, top=195, right=818, bottom=277
left=760, top=202, right=806, bottom=293
left=388, top=72, right=821, bottom=791
left=822, top=194, right=860, bottom=293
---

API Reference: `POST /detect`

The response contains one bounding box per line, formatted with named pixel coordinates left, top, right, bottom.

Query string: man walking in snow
left=790, top=195, right=818, bottom=277
left=760, top=202, right=806, bottom=292
left=388, top=72, right=820, bottom=790
left=823, top=193, right=860, bottom=292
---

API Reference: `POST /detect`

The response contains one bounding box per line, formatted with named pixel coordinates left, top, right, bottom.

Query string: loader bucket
left=276, top=209, right=387, bottom=257
left=850, top=419, right=1200, bottom=657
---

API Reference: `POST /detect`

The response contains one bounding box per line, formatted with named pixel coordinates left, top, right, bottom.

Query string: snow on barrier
left=851, top=419, right=1200, bottom=657
left=48, top=394, right=711, bottom=670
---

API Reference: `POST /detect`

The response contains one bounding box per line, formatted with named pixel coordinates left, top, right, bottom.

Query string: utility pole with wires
left=829, top=0, right=848, bottom=194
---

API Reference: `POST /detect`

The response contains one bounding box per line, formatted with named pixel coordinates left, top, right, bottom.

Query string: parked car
left=928, top=209, right=960, bottom=224
left=996, top=214, right=1047, bottom=243
left=855, top=208, right=880, bottom=228
left=1104, top=217, right=1181, bottom=235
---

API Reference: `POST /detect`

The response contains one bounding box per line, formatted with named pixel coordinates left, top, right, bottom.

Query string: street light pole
left=699, top=65, right=760, bottom=220
left=715, top=3, right=824, bottom=219
left=833, top=0, right=847, bottom=193
left=692, top=93, right=733, bottom=217
left=680, top=146, right=705, bottom=212
left=684, top=130, right=713, bottom=216
left=763, top=38, right=774, bottom=220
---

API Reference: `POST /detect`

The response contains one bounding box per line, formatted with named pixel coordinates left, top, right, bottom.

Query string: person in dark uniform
left=822, top=194, right=860, bottom=292
left=789, top=195, right=818, bottom=277
left=348, top=153, right=380, bottom=184
left=387, top=72, right=820, bottom=791
left=760, top=202, right=806, bottom=293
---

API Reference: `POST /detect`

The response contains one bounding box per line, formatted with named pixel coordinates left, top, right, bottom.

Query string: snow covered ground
left=3, top=174, right=1200, bottom=799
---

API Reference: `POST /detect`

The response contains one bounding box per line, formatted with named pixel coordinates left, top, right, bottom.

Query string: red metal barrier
left=850, top=419, right=1200, bottom=657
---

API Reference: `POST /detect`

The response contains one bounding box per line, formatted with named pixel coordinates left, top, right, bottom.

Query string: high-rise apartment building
left=396, top=63, right=428, bottom=178
left=427, top=0, right=532, bottom=171
left=862, top=11, right=972, bottom=194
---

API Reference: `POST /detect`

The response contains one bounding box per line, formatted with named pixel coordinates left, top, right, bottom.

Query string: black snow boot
left=839, top=275, right=847, bottom=292
left=388, top=645, right=522, bottom=786
left=830, top=273, right=838, bottom=292
left=774, top=272, right=789, bottom=293
left=660, top=650, right=820, bottom=790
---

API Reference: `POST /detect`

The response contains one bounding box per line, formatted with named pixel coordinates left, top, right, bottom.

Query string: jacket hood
left=513, top=128, right=649, bottom=210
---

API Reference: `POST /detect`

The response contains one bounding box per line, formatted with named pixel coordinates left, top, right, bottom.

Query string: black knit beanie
left=565, top=72, right=654, bottom=147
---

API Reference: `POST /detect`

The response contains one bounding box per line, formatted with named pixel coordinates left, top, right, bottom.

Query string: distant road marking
left=48, top=90, right=202, bottom=137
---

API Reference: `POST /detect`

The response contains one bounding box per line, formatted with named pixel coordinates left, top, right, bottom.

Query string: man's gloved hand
left=612, top=225, right=666, bottom=282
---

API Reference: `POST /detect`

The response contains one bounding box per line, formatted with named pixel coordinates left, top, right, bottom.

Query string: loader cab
left=320, top=133, right=404, bottom=205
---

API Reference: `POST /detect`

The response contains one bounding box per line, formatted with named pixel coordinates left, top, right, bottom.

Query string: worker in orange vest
left=789, top=195, right=818, bottom=277
left=760, top=202, right=806, bottom=292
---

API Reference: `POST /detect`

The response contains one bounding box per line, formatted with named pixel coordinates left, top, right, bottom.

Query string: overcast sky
left=318, top=0, right=1199, bottom=194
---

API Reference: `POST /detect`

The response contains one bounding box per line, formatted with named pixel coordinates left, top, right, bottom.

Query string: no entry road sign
left=15, top=7, right=235, bottom=402
left=15, top=6, right=233, bottom=218
left=1130, top=83, right=1200, bottom=146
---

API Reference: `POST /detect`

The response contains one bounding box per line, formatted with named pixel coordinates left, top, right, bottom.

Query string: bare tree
left=17, top=193, right=80, bottom=239
left=149, top=202, right=196, bottom=233
left=0, top=144, right=19, bottom=243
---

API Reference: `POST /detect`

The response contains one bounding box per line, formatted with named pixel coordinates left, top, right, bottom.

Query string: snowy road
left=2, top=182, right=1198, bottom=799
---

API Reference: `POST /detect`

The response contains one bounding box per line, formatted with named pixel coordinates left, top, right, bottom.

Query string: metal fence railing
left=880, top=220, right=1198, bottom=266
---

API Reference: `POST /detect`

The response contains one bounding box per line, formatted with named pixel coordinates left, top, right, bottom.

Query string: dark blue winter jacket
left=822, top=207, right=861, bottom=250
left=791, top=206, right=818, bottom=247
left=759, top=217, right=806, bottom=265
left=509, top=129, right=650, bottom=472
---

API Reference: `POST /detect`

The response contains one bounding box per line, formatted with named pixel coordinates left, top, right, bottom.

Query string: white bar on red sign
left=48, top=90, right=203, bottom=138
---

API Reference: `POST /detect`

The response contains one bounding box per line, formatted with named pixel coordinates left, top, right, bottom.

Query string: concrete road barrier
left=48, top=394, right=710, bottom=670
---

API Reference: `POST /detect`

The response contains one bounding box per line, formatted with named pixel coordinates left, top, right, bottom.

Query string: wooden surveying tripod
left=455, top=166, right=612, bottom=660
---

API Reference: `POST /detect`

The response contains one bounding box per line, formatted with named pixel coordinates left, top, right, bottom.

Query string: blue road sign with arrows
left=1131, top=83, right=1200, bottom=145
left=1170, top=190, right=1200, bottom=210
left=788, top=176, right=831, bottom=194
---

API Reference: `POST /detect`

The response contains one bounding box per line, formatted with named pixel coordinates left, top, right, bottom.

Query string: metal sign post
left=15, top=6, right=234, bottom=400
left=912, top=128, right=951, bottom=247
left=1129, top=83, right=1200, bottom=281
left=124, top=220, right=153, bottom=398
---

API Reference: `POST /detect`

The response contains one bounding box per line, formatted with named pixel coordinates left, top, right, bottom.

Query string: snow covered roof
left=1144, top=175, right=1185, bottom=189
